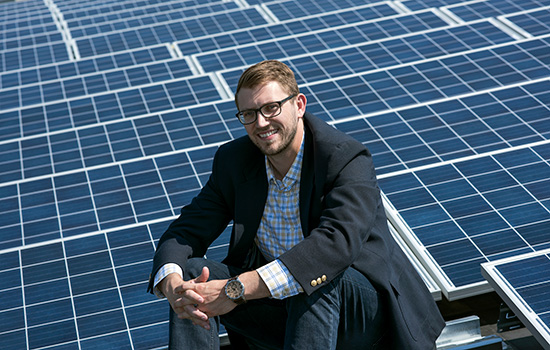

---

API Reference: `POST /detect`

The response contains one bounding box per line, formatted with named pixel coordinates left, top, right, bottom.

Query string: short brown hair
left=235, top=60, right=300, bottom=109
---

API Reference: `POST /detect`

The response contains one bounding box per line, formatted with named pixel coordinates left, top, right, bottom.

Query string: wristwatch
left=224, top=276, right=246, bottom=305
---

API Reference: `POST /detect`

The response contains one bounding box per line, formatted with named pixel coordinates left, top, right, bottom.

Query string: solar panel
left=503, top=7, right=550, bottom=36
left=68, top=2, right=241, bottom=39
left=0, top=44, right=174, bottom=90
left=379, top=139, right=550, bottom=299
left=0, top=57, right=195, bottom=109
left=2, top=0, right=550, bottom=348
left=0, top=74, right=224, bottom=140
left=0, top=41, right=72, bottom=72
left=175, top=2, right=402, bottom=55
left=443, top=0, right=550, bottom=22
left=482, top=249, right=550, bottom=347
left=75, top=7, right=271, bottom=57
left=63, top=0, right=234, bottom=31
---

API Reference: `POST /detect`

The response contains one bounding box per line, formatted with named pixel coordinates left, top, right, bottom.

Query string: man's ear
left=296, top=93, right=307, bottom=117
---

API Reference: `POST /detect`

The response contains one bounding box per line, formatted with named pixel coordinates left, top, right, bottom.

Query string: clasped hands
left=160, top=267, right=237, bottom=330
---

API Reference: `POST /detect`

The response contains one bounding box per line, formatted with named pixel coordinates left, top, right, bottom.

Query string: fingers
left=172, top=300, right=211, bottom=330
left=195, top=266, right=210, bottom=283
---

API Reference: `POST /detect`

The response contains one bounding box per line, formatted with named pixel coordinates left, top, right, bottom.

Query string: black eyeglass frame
left=235, top=94, right=296, bottom=125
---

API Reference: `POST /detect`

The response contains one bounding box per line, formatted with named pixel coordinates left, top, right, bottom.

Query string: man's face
left=237, top=81, right=305, bottom=158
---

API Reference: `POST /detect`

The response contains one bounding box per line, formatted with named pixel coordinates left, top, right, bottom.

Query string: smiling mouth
left=259, top=130, right=278, bottom=139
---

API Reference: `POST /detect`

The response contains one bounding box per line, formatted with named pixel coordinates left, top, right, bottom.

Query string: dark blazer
left=149, top=112, right=445, bottom=349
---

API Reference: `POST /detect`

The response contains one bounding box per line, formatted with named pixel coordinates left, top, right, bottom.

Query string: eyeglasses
left=236, top=95, right=296, bottom=125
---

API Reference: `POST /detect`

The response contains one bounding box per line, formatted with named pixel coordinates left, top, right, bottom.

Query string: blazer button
left=322, top=275, right=327, bottom=282
left=311, top=280, right=317, bottom=287
left=316, top=277, right=322, bottom=285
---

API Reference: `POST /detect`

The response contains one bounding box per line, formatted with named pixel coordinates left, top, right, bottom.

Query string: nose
left=254, top=112, right=270, bottom=128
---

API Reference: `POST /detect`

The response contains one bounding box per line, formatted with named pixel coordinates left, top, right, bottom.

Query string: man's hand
left=159, top=268, right=271, bottom=330
left=159, top=267, right=212, bottom=330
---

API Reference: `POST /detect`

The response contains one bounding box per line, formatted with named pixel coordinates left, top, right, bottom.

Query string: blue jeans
left=168, top=258, right=387, bottom=350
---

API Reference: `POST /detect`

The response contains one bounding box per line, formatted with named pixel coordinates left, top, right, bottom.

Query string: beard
left=251, top=116, right=299, bottom=157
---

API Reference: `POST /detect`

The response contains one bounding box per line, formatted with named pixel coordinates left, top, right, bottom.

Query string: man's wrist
left=153, top=263, right=183, bottom=298
left=224, top=276, right=246, bottom=305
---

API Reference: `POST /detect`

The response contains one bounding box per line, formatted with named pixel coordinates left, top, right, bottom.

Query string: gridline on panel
left=379, top=141, right=550, bottom=299
left=444, top=0, right=550, bottom=22
left=61, top=0, right=223, bottom=23
left=482, top=249, right=550, bottom=347
left=0, top=41, right=72, bottom=72
left=194, top=10, right=454, bottom=73
left=0, top=143, right=216, bottom=250
left=0, top=224, right=169, bottom=350
left=334, top=78, right=550, bottom=175
left=505, top=7, right=550, bottom=36
left=0, top=58, right=194, bottom=110
left=68, top=1, right=241, bottom=38
left=75, top=7, right=269, bottom=58
left=0, top=44, right=173, bottom=90
left=0, top=74, right=222, bottom=141
left=176, top=2, right=401, bottom=56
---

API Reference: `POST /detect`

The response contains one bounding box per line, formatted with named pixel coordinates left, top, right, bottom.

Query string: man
left=148, top=60, right=445, bottom=349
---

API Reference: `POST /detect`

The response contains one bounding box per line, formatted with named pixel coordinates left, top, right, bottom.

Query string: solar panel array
left=482, top=249, right=550, bottom=348
left=1, top=0, right=549, bottom=348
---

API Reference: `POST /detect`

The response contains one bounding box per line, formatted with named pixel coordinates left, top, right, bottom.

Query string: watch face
left=226, top=279, right=244, bottom=299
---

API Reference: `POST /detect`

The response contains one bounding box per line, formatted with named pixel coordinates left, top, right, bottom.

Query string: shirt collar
left=265, top=132, right=305, bottom=187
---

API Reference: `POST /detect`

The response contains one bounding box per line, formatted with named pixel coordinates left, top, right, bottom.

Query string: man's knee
left=183, top=257, right=208, bottom=280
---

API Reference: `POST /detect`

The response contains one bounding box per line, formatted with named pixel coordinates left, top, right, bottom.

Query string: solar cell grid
left=68, top=1, right=241, bottom=38
left=0, top=0, right=48, bottom=22
left=0, top=44, right=173, bottom=90
left=75, top=7, right=269, bottom=57
left=379, top=140, right=550, bottom=299
left=195, top=10, right=453, bottom=73
left=221, top=33, right=550, bottom=108
left=57, top=0, right=215, bottom=19
left=0, top=41, right=72, bottom=72
left=444, top=0, right=550, bottom=22
left=0, top=224, right=173, bottom=350
left=0, top=58, right=194, bottom=109
left=0, top=99, right=241, bottom=183
left=482, top=250, right=550, bottom=347
left=266, top=0, right=385, bottom=21
left=400, top=0, right=473, bottom=12
left=505, top=7, right=550, bottom=36
left=0, top=19, right=58, bottom=43
left=63, top=0, right=225, bottom=26
left=335, top=77, right=550, bottom=174
left=0, top=140, right=220, bottom=249
left=175, top=3, right=400, bottom=56
left=198, top=17, right=517, bottom=79
left=1, top=74, right=222, bottom=140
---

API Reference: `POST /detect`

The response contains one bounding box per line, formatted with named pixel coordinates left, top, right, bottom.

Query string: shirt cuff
left=257, top=259, right=303, bottom=299
left=153, top=263, right=183, bottom=298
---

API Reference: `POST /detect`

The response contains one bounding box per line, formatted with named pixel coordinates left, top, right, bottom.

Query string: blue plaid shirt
left=255, top=135, right=305, bottom=299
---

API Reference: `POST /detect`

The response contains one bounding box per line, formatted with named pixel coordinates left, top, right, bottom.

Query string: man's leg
left=168, top=258, right=287, bottom=350
left=168, top=258, right=230, bottom=350
left=284, top=267, right=387, bottom=350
